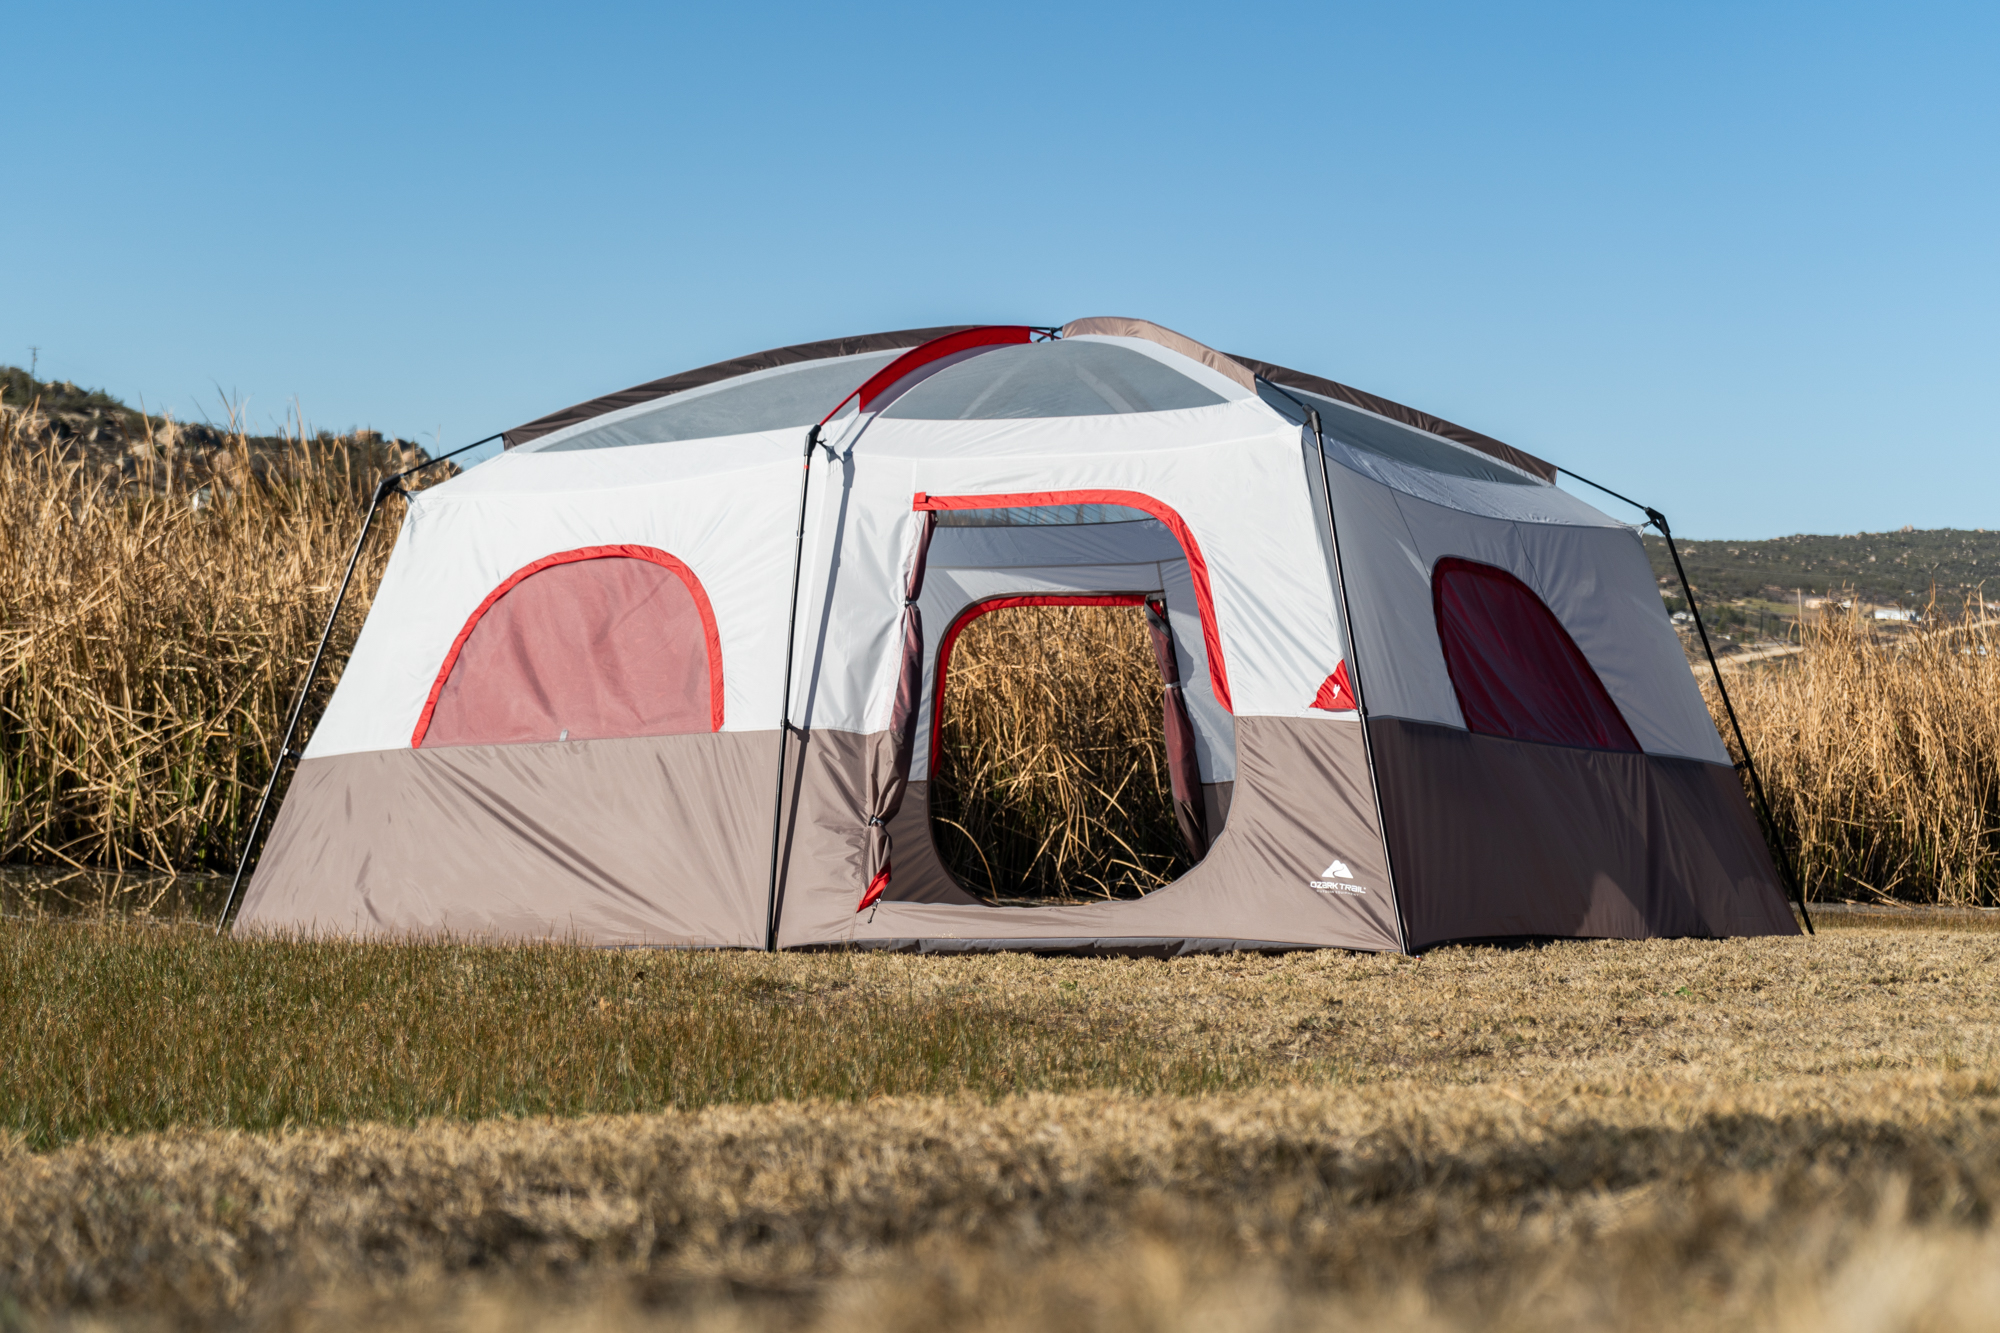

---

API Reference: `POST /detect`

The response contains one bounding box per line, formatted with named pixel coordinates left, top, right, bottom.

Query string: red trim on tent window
left=929, top=593, right=1147, bottom=766
left=410, top=545, right=724, bottom=748
left=1431, top=556, right=1641, bottom=753
left=912, top=489, right=1233, bottom=712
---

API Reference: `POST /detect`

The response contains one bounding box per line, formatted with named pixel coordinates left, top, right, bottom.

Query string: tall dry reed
left=0, top=401, right=420, bottom=871
left=929, top=605, right=1188, bottom=901
left=1706, top=606, right=2000, bottom=905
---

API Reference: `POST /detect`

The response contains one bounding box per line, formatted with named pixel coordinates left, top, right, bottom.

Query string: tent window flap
left=413, top=546, right=722, bottom=748
left=1431, top=556, right=1640, bottom=753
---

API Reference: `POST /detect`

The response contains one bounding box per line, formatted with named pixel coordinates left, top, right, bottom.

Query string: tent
left=234, top=318, right=1799, bottom=952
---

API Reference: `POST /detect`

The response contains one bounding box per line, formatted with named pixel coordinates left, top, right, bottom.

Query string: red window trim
left=911, top=489, right=1233, bottom=712
left=410, top=544, right=725, bottom=749
left=929, top=593, right=1150, bottom=767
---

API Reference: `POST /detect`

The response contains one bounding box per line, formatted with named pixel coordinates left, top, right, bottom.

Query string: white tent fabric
left=306, top=436, right=803, bottom=758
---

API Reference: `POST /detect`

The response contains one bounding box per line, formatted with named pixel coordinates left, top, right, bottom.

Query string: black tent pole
left=1556, top=467, right=1813, bottom=935
left=763, top=424, right=821, bottom=952
left=214, top=433, right=500, bottom=935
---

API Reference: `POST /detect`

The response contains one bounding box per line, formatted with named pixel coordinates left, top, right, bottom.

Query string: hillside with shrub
left=1642, top=528, right=2000, bottom=609
left=0, top=365, right=426, bottom=490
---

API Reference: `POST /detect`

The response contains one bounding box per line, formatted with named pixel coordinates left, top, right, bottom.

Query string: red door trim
left=410, top=544, right=725, bottom=748
left=912, top=489, right=1233, bottom=712
left=928, top=593, right=1149, bottom=767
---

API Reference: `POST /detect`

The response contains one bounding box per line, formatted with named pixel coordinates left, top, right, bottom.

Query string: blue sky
left=5, top=1, right=1994, bottom=538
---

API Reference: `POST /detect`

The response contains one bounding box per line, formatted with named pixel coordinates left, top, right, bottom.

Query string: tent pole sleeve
left=764, top=425, right=820, bottom=951
left=217, top=476, right=396, bottom=933
left=213, top=434, right=499, bottom=936
left=1304, top=405, right=1412, bottom=954
left=1654, top=514, right=1814, bottom=935
left=1554, top=466, right=1812, bottom=934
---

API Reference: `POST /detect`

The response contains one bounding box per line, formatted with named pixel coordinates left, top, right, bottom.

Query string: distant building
left=1873, top=606, right=1918, bottom=622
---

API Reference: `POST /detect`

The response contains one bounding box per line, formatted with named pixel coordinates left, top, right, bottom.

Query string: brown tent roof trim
left=502, top=326, right=977, bottom=449
left=1230, top=355, right=1557, bottom=483
left=1058, top=317, right=1259, bottom=393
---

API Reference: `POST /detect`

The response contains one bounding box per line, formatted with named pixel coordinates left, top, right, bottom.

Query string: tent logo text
left=1309, top=858, right=1367, bottom=894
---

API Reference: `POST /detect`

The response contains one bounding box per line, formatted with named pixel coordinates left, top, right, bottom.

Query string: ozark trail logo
left=1308, top=857, right=1368, bottom=894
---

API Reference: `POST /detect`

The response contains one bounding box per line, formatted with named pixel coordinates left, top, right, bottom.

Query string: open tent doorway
left=927, top=598, right=1210, bottom=903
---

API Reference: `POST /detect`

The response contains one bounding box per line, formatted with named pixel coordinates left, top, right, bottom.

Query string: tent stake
left=1556, top=468, right=1813, bottom=935
left=763, top=424, right=821, bottom=951
left=214, top=433, right=501, bottom=935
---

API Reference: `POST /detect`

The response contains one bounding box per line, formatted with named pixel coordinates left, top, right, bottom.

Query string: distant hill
left=1642, top=529, right=2000, bottom=611
left=0, top=365, right=426, bottom=489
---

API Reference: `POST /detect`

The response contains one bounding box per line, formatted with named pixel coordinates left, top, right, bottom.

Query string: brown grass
left=1705, top=606, right=2000, bottom=906
left=930, top=604, right=1187, bottom=901
left=11, top=1074, right=2000, bottom=1333
left=0, top=399, right=447, bottom=875
left=3, top=922, right=1999, bottom=1329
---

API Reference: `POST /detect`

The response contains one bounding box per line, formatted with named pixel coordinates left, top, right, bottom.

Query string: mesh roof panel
left=1258, top=383, right=1537, bottom=485
left=935, top=503, right=1156, bottom=527
left=533, top=352, right=901, bottom=452
left=881, top=341, right=1224, bottom=420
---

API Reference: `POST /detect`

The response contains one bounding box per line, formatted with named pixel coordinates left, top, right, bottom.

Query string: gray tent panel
left=534, top=352, right=904, bottom=452
left=1259, top=383, right=1540, bottom=486
left=503, top=325, right=975, bottom=449
left=881, top=341, right=1225, bottom=420
left=1234, top=352, right=1558, bottom=482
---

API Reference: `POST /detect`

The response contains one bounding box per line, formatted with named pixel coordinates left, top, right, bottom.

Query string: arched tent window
left=1431, top=556, right=1640, bottom=752
left=412, top=546, right=723, bottom=749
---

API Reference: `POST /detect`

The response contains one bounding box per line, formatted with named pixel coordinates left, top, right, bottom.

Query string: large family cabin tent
left=235, top=319, right=1798, bottom=952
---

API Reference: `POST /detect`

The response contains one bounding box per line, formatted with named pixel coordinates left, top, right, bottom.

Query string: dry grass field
left=1705, top=607, right=2000, bottom=907
left=4, top=916, right=2000, bottom=1330
left=0, top=400, right=407, bottom=873
left=931, top=603, right=1190, bottom=900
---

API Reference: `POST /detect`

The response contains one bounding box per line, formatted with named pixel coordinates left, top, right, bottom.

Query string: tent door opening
left=926, top=596, right=1209, bottom=904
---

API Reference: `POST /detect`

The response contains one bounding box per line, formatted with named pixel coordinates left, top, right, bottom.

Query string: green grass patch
left=0, top=921, right=1262, bottom=1150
